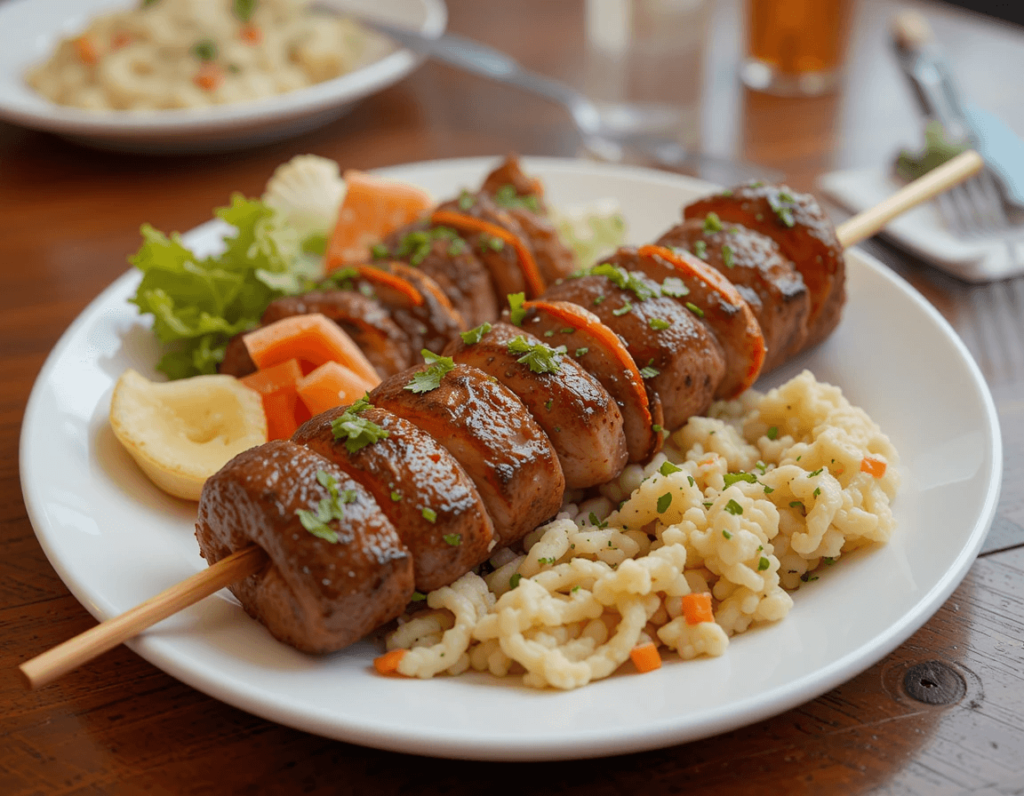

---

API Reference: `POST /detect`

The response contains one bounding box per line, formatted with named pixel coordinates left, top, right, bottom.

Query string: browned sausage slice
left=293, top=402, right=496, bottom=591
left=655, top=218, right=810, bottom=372
left=444, top=321, right=627, bottom=489
left=196, top=439, right=413, bottom=654
left=684, top=184, right=845, bottom=348
left=542, top=268, right=726, bottom=431
left=370, top=362, right=565, bottom=547
left=514, top=299, right=662, bottom=463
left=628, top=245, right=766, bottom=399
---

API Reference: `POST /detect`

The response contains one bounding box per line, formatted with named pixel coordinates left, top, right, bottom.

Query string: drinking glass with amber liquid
left=741, top=0, right=851, bottom=96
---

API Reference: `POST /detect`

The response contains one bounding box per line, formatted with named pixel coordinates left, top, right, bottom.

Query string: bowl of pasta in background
left=0, top=0, right=447, bottom=153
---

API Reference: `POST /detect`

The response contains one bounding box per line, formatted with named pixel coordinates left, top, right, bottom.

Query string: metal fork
left=893, top=12, right=1022, bottom=257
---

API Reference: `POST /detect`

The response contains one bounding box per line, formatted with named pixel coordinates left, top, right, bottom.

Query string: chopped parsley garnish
left=192, top=39, right=218, bottom=61
left=330, top=396, right=390, bottom=453
left=685, top=301, right=705, bottom=318
left=801, top=572, right=819, bottom=583
left=702, top=212, right=724, bottom=233
left=560, top=327, right=575, bottom=334
left=493, top=184, right=540, bottom=212
left=295, top=470, right=356, bottom=543
left=537, top=556, right=556, bottom=565
left=813, top=487, right=821, bottom=497
left=721, top=244, right=735, bottom=268
left=789, top=501, right=806, bottom=515
left=692, top=240, right=708, bottom=260
left=639, top=364, right=660, bottom=379
left=457, top=190, right=475, bottom=210
left=233, top=0, right=257, bottom=22
left=589, top=263, right=659, bottom=301
left=370, top=243, right=390, bottom=260
left=660, top=276, right=689, bottom=298
left=593, top=294, right=606, bottom=305
left=390, top=490, right=403, bottom=502
left=589, top=512, right=608, bottom=529
left=394, top=226, right=463, bottom=266
left=703, top=501, right=714, bottom=509
left=649, top=317, right=671, bottom=331
left=443, top=533, right=462, bottom=547
left=575, top=347, right=589, bottom=357
left=481, top=234, right=505, bottom=252
left=507, top=336, right=566, bottom=374
left=767, top=190, right=797, bottom=228
left=422, top=507, right=438, bottom=523
left=507, top=292, right=527, bottom=326
left=657, top=493, right=673, bottom=513
left=659, top=461, right=682, bottom=476
left=612, top=300, right=633, bottom=316
left=543, top=330, right=555, bottom=337
left=460, top=321, right=492, bottom=344
left=807, top=468, right=824, bottom=477
left=687, top=475, right=696, bottom=487
left=766, top=426, right=779, bottom=440
left=722, top=530, right=732, bottom=540
left=509, top=573, right=522, bottom=589
left=404, top=350, right=455, bottom=393
left=758, top=557, right=770, bottom=571
left=723, top=472, right=757, bottom=487
left=724, top=499, right=744, bottom=515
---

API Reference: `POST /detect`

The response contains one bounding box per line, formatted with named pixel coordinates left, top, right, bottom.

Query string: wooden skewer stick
left=19, top=545, right=268, bottom=690
left=836, top=149, right=984, bottom=248
left=18, top=149, right=986, bottom=691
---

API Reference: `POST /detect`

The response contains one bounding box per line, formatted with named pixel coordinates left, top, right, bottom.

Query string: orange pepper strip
left=629, top=642, right=662, bottom=673
left=682, top=592, right=714, bottom=625
left=74, top=36, right=100, bottom=65
left=860, top=456, right=887, bottom=478
left=374, top=648, right=408, bottom=676
left=355, top=264, right=425, bottom=307
left=429, top=209, right=545, bottom=298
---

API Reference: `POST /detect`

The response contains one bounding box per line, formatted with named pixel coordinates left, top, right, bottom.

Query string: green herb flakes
left=460, top=321, right=492, bottom=344
left=721, top=244, right=735, bottom=268
left=443, top=533, right=462, bottom=547
left=724, top=499, right=744, bottom=515
left=507, top=335, right=566, bottom=374
left=723, top=472, right=757, bottom=487
left=649, top=317, right=671, bottom=331
left=509, top=573, right=522, bottom=589
left=507, top=292, right=527, bottom=326
left=685, top=301, right=705, bottom=318
left=758, top=557, right=770, bottom=571
left=422, top=507, right=438, bottom=524
left=191, top=39, right=218, bottom=61
left=659, top=461, right=682, bottom=476
left=330, top=396, right=390, bottom=453
left=657, top=493, right=673, bottom=513
left=295, top=470, right=355, bottom=543
left=766, top=426, right=779, bottom=440
left=661, top=276, right=689, bottom=298
left=702, top=212, right=724, bottom=233
left=692, top=240, right=707, bottom=260
left=404, top=350, right=455, bottom=393
left=575, top=347, right=589, bottom=357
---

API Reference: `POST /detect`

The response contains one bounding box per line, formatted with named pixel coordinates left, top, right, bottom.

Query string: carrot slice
left=325, top=171, right=434, bottom=270
left=193, top=63, right=223, bottom=92
left=240, top=358, right=306, bottom=441
left=682, top=592, right=714, bottom=625
left=74, top=35, right=100, bottom=65
left=430, top=209, right=546, bottom=298
left=637, top=244, right=766, bottom=398
left=860, top=456, right=887, bottom=478
left=630, top=642, right=662, bottom=673
left=296, top=361, right=376, bottom=416
left=373, top=648, right=408, bottom=676
left=242, top=313, right=380, bottom=387
left=355, top=264, right=424, bottom=307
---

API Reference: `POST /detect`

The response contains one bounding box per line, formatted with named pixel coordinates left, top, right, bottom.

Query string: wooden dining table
left=3, top=0, right=1023, bottom=792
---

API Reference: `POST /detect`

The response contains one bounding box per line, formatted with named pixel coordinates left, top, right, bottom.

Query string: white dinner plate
left=0, top=0, right=446, bottom=153
left=20, top=157, right=1002, bottom=761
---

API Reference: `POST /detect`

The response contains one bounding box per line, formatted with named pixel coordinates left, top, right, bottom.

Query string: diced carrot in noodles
left=297, top=361, right=376, bottom=416
left=860, top=456, right=887, bottom=478
left=373, top=648, right=408, bottom=676
left=325, top=171, right=433, bottom=270
left=682, top=592, right=714, bottom=625
left=242, top=313, right=380, bottom=387
left=629, top=642, right=662, bottom=673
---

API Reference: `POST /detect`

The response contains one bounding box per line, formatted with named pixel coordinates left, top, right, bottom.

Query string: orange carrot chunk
left=297, top=360, right=376, bottom=416
left=240, top=359, right=305, bottom=441
left=429, top=209, right=546, bottom=298
left=194, top=62, right=223, bottom=91
left=326, top=171, right=434, bottom=270
left=682, top=592, right=714, bottom=625
left=629, top=642, right=662, bottom=673
left=860, top=456, right=887, bottom=478
left=239, top=23, right=262, bottom=44
left=374, top=648, right=408, bottom=676
left=242, top=313, right=381, bottom=388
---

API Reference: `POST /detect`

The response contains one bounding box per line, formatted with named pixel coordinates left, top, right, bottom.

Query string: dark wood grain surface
left=3, top=0, right=1023, bottom=793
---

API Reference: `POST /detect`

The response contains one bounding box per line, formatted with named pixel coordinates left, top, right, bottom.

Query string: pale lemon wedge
left=110, top=369, right=268, bottom=501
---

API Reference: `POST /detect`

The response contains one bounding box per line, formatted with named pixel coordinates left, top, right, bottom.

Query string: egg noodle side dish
left=27, top=0, right=385, bottom=111
left=382, top=370, right=900, bottom=690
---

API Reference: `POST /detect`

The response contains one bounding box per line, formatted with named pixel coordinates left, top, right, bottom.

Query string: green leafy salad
left=128, top=157, right=625, bottom=380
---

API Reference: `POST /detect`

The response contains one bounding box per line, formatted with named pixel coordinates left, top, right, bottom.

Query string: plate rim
left=18, top=155, right=1004, bottom=761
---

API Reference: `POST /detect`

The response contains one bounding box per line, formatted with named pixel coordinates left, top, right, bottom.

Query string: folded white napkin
left=819, top=167, right=1024, bottom=282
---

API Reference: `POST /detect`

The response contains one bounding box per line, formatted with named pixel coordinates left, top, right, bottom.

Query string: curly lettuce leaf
left=129, top=194, right=319, bottom=379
